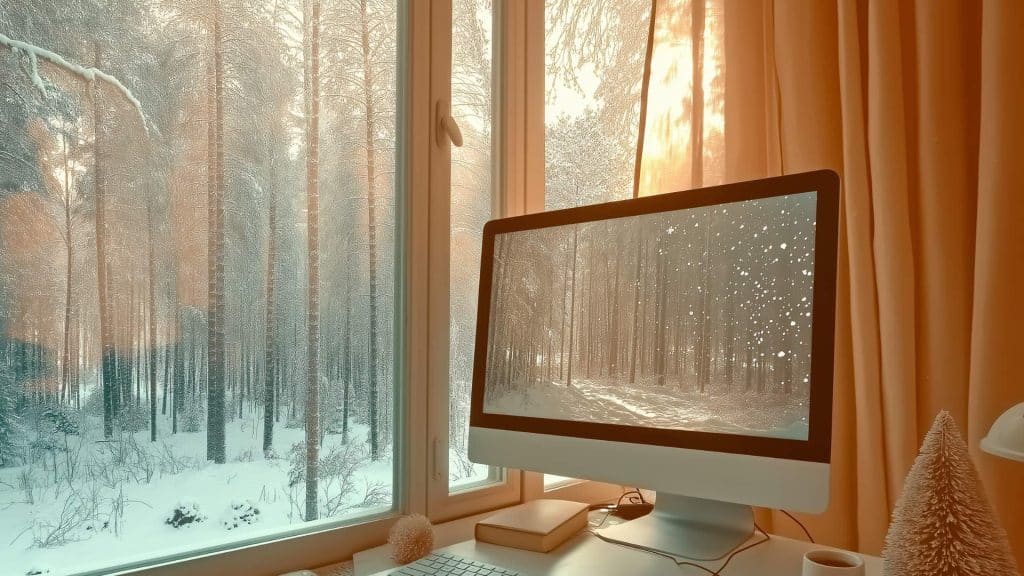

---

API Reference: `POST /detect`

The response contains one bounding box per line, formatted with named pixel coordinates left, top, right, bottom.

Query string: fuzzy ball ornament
left=883, top=411, right=1019, bottom=576
left=389, top=514, right=435, bottom=564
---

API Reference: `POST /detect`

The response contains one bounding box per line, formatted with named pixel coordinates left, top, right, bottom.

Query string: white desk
left=355, top=513, right=882, bottom=576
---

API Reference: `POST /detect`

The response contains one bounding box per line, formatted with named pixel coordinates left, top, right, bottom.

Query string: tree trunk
left=206, top=2, right=227, bottom=464
left=304, top=0, right=322, bottom=522
left=690, top=0, right=705, bottom=190
left=263, top=182, right=277, bottom=453
left=361, top=0, right=381, bottom=462
left=558, top=246, right=569, bottom=380
left=342, top=252, right=352, bottom=443
left=162, top=324, right=170, bottom=415
left=565, top=226, right=579, bottom=387
left=628, top=229, right=643, bottom=385
left=697, top=211, right=712, bottom=394
left=61, top=130, right=73, bottom=405
left=655, top=237, right=668, bottom=386
left=93, top=43, right=115, bottom=438
left=607, top=248, right=620, bottom=378
left=148, top=202, right=158, bottom=441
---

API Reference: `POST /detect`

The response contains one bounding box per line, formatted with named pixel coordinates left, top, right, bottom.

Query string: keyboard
left=390, top=551, right=523, bottom=575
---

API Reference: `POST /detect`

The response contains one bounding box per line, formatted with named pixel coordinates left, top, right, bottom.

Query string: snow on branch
left=0, top=32, right=150, bottom=135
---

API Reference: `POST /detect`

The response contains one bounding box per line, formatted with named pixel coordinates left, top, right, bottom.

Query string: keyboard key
left=391, top=552, right=521, bottom=576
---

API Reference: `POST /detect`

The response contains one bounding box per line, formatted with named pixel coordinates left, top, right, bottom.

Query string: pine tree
left=882, top=411, right=1019, bottom=576
left=0, top=370, right=20, bottom=467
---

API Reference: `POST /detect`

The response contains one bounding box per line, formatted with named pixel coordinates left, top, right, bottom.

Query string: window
left=448, top=0, right=495, bottom=491
left=541, top=0, right=649, bottom=491
left=544, top=0, right=649, bottom=211
left=1, top=1, right=399, bottom=574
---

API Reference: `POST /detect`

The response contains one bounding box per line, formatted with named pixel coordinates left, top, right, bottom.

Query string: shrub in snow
left=40, top=406, right=79, bottom=436
left=25, top=568, right=51, bottom=575
left=115, top=403, right=149, bottom=433
left=221, top=500, right=261, bottom=530
left=287, top=440, right=370, bottom=516
left=165, top=502, right=206, bottom=528
left=181, top=402, right=204, bottom=433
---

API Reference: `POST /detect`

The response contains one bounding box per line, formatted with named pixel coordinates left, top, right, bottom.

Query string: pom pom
left=389, top=514, right=434, bottom=564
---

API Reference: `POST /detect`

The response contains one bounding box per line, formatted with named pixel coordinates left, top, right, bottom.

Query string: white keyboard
left=389, top=552, right=523, bottom=576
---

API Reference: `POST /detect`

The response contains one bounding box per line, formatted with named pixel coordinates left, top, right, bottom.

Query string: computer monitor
left=468, top=170, right=840, bottom=561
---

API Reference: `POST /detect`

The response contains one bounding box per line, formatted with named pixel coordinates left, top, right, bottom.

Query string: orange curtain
left=639, top=0, right=1024, bottom=561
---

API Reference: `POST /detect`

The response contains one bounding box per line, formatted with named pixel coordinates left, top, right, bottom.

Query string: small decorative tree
left=883, top=411, right=1019, bottom=576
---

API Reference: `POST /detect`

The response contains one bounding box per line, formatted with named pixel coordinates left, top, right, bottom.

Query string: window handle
left=436, top=99, right=464, bottom=148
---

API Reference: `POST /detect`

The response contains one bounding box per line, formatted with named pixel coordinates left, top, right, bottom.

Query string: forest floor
left=0, top=411, right=394, bottom=576
left=485, top=377, right=810, bottom=440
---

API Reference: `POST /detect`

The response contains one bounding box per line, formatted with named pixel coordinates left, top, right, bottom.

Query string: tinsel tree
left=883, top=411, right=1019, bottom=576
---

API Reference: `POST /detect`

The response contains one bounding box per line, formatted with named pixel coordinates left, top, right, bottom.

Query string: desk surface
left=355, top=513, right=882, bottom=576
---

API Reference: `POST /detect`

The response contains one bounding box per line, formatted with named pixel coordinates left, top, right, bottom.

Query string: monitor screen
left=481, top=190, right=818, bottom=441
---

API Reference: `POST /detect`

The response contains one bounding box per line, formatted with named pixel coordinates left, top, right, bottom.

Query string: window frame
left=424, top=0, right=523, bottom=523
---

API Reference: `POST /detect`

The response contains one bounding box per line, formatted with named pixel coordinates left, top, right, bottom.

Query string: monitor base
left=595, top=493, right=754, bottom=561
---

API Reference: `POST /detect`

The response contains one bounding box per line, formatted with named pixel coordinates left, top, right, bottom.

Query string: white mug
left=802, top=549, right=865, bottom=576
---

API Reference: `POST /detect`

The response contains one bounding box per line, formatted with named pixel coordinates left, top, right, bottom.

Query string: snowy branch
left=0, top=32, right=150, bottom=135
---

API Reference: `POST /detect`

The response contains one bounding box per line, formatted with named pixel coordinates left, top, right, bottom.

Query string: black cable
left=588, top=488, right=645, bottom=528
left=780, top=510, right=814, bottom=543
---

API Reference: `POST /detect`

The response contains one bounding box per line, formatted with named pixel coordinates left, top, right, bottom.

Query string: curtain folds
left=641, top=0, right=1024, bottom=560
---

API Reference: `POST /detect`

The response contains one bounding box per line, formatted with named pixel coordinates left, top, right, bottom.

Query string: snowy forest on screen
left=483, top=192, right=818, bottom=441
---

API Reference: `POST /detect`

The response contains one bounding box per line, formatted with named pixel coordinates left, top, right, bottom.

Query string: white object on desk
left=981, top=402, right=1024, bottom=462
left=356, top=514, right=881, bottom=576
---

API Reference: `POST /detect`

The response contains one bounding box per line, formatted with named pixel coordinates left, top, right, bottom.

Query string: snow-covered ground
left=485, top=378, right=810, bottom=441
left=0, top=413, right=393, bottom=576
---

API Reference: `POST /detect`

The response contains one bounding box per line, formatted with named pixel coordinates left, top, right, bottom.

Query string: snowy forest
left=0, top=0, right=495, bottom=574
left=483, top=192, right=818, bottom=441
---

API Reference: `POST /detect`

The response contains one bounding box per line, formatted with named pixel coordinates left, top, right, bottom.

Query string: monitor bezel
left=470, top=170, right=839, bottom=464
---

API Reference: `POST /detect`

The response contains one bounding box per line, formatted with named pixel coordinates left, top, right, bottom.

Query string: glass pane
left=545, top=0, right=650, bottom=210
left=542, top=0, right=650, bottom=486
left=448, top=0, right=495, bottom=491
left=0, top=1, right=399, bottom=574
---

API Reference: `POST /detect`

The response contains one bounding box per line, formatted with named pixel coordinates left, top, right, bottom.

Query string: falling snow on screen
left=482, top=191, right=817, bottom=441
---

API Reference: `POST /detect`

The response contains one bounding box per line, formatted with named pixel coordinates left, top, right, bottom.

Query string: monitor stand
left=595, top=493, right=754, bottom=561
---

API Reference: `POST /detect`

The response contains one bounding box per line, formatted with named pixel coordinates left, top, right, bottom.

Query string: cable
left=587, top=490, right=776, bottom=574
left=588, top=488, right=646, bottom=529
left=592, top=521, right=771, bottom=576
left=780, top=510, right=814, bottom=543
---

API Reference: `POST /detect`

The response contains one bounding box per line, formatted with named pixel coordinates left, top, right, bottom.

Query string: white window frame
left=425, top=0, right=523, bottom=523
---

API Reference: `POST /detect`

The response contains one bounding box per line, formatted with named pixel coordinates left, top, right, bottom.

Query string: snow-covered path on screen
left=485, top=377, right=810, bottom=440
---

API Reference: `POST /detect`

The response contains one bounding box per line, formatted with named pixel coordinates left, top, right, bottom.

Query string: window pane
left=545, top=0, right=650, bottom=210
left=448, top=0, right=495, bottom=490
left=0, top=1, right=399, bottom=574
